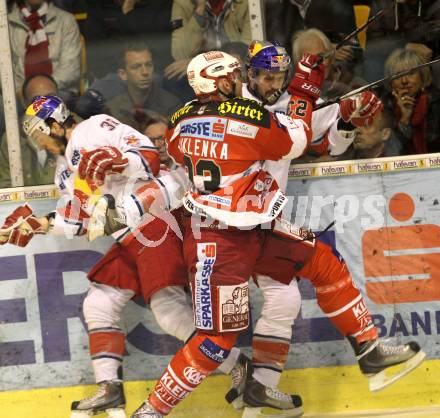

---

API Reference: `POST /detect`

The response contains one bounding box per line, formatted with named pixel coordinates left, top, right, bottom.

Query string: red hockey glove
left=287, top=53, right=325, bottom=104
left=339, top=91, right=383, bottom=127
left=78, top=146, right=129, bottom=188
left=0, top=204, right=48, bottom=247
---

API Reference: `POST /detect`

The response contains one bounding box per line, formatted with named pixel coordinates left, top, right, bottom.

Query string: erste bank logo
left=180, top=117, right=227, bottom=141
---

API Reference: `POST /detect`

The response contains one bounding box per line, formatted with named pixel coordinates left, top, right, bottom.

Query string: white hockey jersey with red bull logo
left=166, top=97, right=309, bottom=227
left=52, top=114, right=160, bottom=237
left=241, top=83, right=353, bottom=191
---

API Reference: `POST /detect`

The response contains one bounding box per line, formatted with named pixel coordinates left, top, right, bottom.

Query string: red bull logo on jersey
left=194, top=243, right=217, bottom=330
left=124, top=134, right=140, bottom=145
left=180, top=117, right=226, bottom=141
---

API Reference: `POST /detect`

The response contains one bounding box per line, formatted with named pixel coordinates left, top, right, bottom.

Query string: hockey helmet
left=187, top=51, right=242, bottom=101
left=22, top=95, right=70, bottom=138
left=246, top=40, right=291, bottom=74
left=246, top=40, right=292, bottom=104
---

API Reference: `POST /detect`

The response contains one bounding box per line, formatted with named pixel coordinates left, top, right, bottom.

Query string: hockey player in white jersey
left=16, top=95, right=161, bottom=239
left=224, top=41, right=425, bottom=418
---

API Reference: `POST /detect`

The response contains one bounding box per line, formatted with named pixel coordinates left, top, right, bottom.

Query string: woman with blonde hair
left=382, top=47, right=440, bottom=154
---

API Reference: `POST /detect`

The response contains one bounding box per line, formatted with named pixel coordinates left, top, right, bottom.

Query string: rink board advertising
left=0, top=167, right=440, bottom=393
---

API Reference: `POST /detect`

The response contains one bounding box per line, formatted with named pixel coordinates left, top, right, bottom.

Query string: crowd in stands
left=1, top=0, right=440, bottom=187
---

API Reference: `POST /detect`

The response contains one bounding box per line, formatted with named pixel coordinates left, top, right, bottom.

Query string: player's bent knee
left=150, top=286, right=194, bottom=341
left=83, top=283, right=133, bottom=328
left=258, top=276, right=301, bottom=323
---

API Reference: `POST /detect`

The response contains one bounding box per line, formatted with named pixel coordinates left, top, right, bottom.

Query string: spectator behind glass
left=82, top=0, right=171, bottom=39
left=265, top=0, right=304, bottom=55
left=141, top=114, right=171, bottom=166
left=363, top=0, right=440, bottom=82
left=79, top=0, right=173, bottom=81
left=267, top=0, right=358, bottom=58
left=304, top=0, right=357, bottom=41
left=8, top=0, right=81, bottom=100
left=0, top=74, right=62, bottom=187
left=382, top=47, right=440, bottom=155
left=107, top=42, right=182, bottom=130
left=336, top=107, right=401, bottom=160
left=292, top=28, right=367, bottom=99
left=165, top=0, right=251, bottom=81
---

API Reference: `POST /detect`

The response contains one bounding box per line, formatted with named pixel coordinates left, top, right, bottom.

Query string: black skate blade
left=226, top=388, right=246, bottom=410
left=368, top=350, right=426, bottom=392
left=225, top=387, right=239, bottom=404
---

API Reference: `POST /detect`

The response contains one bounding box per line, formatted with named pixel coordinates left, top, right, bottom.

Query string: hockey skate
left=87, top=194, right=126, bottom=241
left=348, top=337, right=426, bottom=392
left=225, top=353, right=253, bottom=410
left=131, top=400, right=163, bottom=418
left=70, top=380, right=126, bottom=417
left=241, top=377, right=303, bottom=418
left=225, top=354, right=303, bottom=418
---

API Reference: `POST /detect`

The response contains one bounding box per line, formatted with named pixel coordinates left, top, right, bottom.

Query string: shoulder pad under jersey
left=169, top=100, right=201, bottom=127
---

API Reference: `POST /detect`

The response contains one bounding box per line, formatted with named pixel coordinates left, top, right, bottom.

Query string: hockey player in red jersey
left=226, top=41, right=381, bottom=417
left=224, top=41, right=424, bottom=418
left=129, top=50, right=325, bottom=417
left=128, top=48, right=423, bottom=417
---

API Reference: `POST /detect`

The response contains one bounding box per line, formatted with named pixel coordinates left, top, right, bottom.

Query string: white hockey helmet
left=187, top=51, right=242, bottom=100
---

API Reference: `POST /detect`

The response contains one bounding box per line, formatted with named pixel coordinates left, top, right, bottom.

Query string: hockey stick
left=265, top=6, right=388, bottom=104
left=315, top=56, right=440, bottom=110
left=311, top=7, right=390, bottom=69
left=263, top=9, right=387, bottom=104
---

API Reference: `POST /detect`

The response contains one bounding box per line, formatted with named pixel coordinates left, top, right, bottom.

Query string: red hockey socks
left=89, top=327, right=125, bottom=382
left=149, top=331, right=238, bottom=415
left=252, top=333, right=290, bottom=386
left=299, top=241, right=378, bottom=343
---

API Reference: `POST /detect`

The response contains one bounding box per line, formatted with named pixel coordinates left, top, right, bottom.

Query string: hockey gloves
left=340, top=91, right=383, bottom=128
left=287, top=53, right=325, bottom=105
left=0, top=204, right=48, bottom=247
left=78, top=146, right=129, bottom=189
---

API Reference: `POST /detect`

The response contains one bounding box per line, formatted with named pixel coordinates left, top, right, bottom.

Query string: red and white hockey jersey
left=166, top=97, right=309, bottom=226
left=51, top=114, right=160, bottom=237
